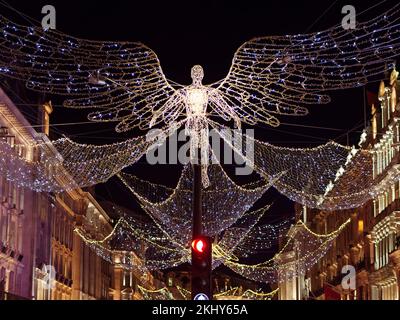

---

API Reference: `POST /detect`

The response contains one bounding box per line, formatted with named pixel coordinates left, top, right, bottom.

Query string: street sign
left=193, top=293, right=209, bottom=300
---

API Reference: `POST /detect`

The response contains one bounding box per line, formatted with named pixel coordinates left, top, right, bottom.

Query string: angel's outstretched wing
left=214, top=4, right=400, bottom=127
left=0, top=15, right=181, bottom=131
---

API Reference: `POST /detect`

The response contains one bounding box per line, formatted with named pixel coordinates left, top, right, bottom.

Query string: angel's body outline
left=149, top=65, right=241, bottom=166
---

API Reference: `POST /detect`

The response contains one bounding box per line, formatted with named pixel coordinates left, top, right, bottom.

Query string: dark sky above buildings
left=0, top=0, right=398, bottom=267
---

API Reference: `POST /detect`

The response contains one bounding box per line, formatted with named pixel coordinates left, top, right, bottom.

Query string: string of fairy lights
left=77, top=213, right=350, bottom=290
left=224, top=218, right=351, bottom=283
left=209, top=111, right=400, bottom=210
left=75, top=200, right=277, bottom=271
left=0, top=3, right=398, bottom=204
left=0, top=3, right=399, bottom=131
left=118, top=161, right=273, bottom=242
left=139, top=284, right=279, bottom=300
left=2, top=115, right=400, bottom=210
left=2, top=114, right=400, bottom=210
left=0, top=121, right=182, bottom=192
left=75, top=175, right=350, bottom=284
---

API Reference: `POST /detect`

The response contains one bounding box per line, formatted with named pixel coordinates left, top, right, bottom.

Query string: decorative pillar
left=113, top=266, right=123, bottom=300
left=95, top=255, right=101, bottom=299
left=365, top=235, right=374, bottom=268
left=277, top=251, right=298, bottom=300
left=71, top=231, right=82, bottom=300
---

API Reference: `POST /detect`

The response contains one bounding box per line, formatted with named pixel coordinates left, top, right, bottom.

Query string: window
left=382, top=105, right=386, bottom=129
left=8, top=271, right=14, bottom=293
left=8, top=221, right=15, bottom=249
left=12, top=185, right=17, bottom=208
left=18, top=189, right=24, bottom=212
left=358, top=220, right=364, bottom=234
left=0, top=207, right=7, bottom=243
left=391, top=185, right=395, bottom=202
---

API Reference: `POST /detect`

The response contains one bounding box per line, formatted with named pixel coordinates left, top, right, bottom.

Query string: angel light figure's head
left=191, top=65, right=204, bottom=85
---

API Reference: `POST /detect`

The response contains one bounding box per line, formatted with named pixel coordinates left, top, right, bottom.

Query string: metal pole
left=192, top=163, right=202, bottom=239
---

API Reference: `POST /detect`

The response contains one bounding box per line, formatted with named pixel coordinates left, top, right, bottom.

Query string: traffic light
left=191, top=235, right=212, bottom=300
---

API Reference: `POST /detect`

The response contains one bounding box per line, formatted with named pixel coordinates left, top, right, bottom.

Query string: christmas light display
left=224, top=218, right=351, bottom=283
left=228, top=217, right=294, bottom=257
left=75, top=197, right=350, bottom=285
left=240, top=288, right=279, bottom=300
left=0, top=5, right=399, bottom=187
left=75, top=202, right=277, bottom=271
left=211, top=120, right=400, bottom=210
left=137, top=285, right=174, bottom=300
left=0, top=3, right=399, bottom=298
left=118, top=162, right=274, bottom=242
left=0, top=4, right=398, bottom=200
left=0, top=122, right=180, bottom=192
left=0, top=5, right=399, bottom=130
left=213, top=206, right=276, bottom=269
left=139, top=285, right=279, bottom=300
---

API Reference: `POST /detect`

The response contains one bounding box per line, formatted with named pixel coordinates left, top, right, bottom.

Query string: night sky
left=0, top=0, right=398, bottom=269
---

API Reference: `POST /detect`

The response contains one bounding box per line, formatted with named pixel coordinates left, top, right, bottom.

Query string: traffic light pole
left=191, top=162, right=212, bottom=300
left=192, top=163, right=203, bottom=238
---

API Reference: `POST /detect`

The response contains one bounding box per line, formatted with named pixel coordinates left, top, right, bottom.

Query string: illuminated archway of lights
left=75, top=202, right=349, bottom=284
left=75, top=161, right=284, bottom=271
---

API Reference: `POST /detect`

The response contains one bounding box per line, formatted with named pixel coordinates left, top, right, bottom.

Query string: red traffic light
left=192, top=239, right=206, bottom=253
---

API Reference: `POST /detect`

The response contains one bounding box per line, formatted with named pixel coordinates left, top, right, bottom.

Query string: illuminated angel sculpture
left=149, top=64, right=242, bottom=179
left=0, top=4, right=399, bottom=184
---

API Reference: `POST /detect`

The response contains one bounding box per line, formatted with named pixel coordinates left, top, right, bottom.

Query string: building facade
left=0, top=87, right=163, bottom=300
left=288, top=70, right=400, bottom=300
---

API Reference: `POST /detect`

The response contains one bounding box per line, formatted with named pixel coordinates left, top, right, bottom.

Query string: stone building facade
left=285, top=70, right=400, bottom=300
left=0, top=87, right=163, bottom=300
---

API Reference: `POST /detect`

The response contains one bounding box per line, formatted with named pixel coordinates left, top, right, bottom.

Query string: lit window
left=358, top=220, right=364, bottom=234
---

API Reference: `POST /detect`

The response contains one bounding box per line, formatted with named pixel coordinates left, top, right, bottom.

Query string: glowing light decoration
left=224, top=218, right=351, bottom=283
left=1, top=5, right=399, bottom=128
left=0, top=122, right=180, bottom=192
left=0, top=5, right=399, bottom=186
left=75, top=201, right=349, bottom=284
left=75, top=202, right=279, bottom=271
left=118, top=162, right=276, bottom=242
left=0, top=5, right=399, bottom=211
left=210, top=120, right=400, bottom=210
left=138, top=285, right=279, bottom=300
